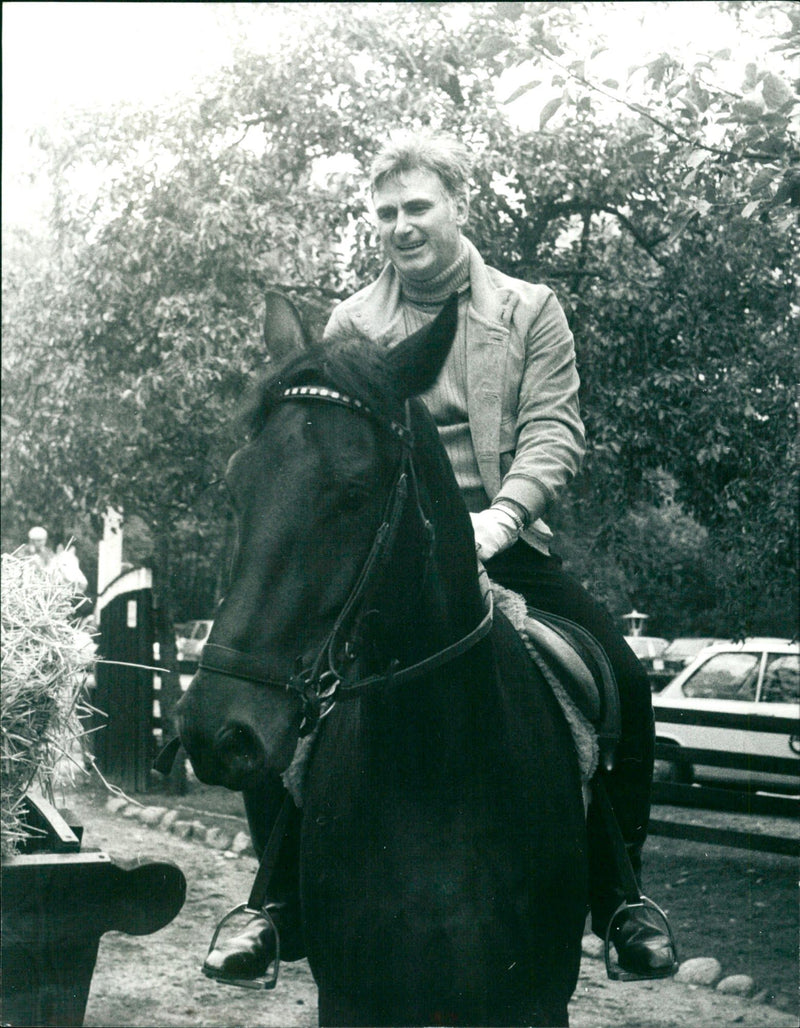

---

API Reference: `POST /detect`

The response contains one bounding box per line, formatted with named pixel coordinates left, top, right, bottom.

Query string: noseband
left=199, top=385, right=493, bottom=734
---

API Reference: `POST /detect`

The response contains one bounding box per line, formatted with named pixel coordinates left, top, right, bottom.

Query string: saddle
left=489, top=581, right=621, bottom=777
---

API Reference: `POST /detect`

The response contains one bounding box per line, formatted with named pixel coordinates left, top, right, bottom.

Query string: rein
left=199, top=385, right=493, bottom=734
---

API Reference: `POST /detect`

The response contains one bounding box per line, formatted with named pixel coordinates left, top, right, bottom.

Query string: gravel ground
left=43, top=785, right=797, bottom=1028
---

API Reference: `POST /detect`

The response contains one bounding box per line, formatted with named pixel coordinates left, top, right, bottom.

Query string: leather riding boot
left=202, top=902, right=305, bottom=982
left=610, top=907, right=676, bottom=977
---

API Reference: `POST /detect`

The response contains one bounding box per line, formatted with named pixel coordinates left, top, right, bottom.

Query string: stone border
left=106, top=795, right=795, bottom=1015
left=105, top=795, right=255, bottom=860
left=580, top=925, right=795, bottom=1013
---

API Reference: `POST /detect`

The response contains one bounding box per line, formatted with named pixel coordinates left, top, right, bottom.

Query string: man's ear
left=387, top=293, right=459, bottom=399
left=453, top=191, right=469, bottom=228
left=263, top=290, right=309, bottom=362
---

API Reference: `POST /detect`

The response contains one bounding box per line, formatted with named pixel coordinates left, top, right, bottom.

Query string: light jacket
left=323, top=238, right=585, bottom=553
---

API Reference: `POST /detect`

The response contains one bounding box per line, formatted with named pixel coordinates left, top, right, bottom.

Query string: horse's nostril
left=215, top=722, right=264, bottom=775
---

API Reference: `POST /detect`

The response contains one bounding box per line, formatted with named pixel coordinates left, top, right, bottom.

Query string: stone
left=675, top=957, right=722, bottom=987
left=189, top=820, right=207, bottom=842
left=581, top=934, right=605, bottom=959
left=139, top=805, right=168, bottom=826
left=160, top=809, right=180, bottom=831
left=205, top=827, right=231, bottom=850
left=105, top=796, right=129, bottom=814
left=230, top=831, right=253, bottom=856
left=716, top=974, right=754, bottom=997
left=171, top=820, right=194, bottom=839
left=122, top=803, right=143, bottom=818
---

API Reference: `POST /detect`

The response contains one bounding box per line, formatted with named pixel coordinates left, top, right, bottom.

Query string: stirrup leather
left=202, top=903, right=280, bottom=990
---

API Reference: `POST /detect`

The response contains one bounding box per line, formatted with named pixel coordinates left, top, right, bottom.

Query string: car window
left=682, top=652, right=760, bottom=700
left=760, top=653, right=800, bottom=704
left=194, top=622, right=211, bottom=640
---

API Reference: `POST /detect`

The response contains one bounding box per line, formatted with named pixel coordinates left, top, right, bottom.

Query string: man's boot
left=587, top=778, right=676, bottom=979
left=202, top=901, right=305, bottom=982
left=607, top=905, right=676, bottom=977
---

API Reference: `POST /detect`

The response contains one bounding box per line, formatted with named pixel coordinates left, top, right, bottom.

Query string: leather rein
left=199, top=385, right=493, bottom=735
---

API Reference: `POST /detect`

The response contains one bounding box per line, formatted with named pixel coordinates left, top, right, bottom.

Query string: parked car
left=648, top=637, right=720, bottom=692
left=652, top=637, right=800, bottom=793
left=624, top=635, right=669, bottom=683
left=175, top=620, right=213, bottom=666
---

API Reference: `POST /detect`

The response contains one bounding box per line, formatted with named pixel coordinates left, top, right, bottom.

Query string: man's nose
left=394, top=210, right=412, bottom=236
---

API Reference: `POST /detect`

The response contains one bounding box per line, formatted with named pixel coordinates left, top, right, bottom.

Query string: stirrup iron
left=202, top=903, right=280, bottom=990
left=604, top=896, right=679, bottom=982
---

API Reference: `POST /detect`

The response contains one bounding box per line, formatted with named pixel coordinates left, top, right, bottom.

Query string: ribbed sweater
left=397, top=240, right=490, bottom=512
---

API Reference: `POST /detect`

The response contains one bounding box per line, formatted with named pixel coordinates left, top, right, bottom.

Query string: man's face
left=372, top=168, right=468, bottom=282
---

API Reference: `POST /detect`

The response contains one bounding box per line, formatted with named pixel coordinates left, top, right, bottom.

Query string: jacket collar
left=350, top=237, right=515, bottom=345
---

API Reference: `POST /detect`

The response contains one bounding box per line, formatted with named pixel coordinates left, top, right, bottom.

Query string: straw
left=1, top=550, right=96, bottom=857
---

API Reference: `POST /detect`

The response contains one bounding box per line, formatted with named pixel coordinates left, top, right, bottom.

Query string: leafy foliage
left=3, top=1, right=797, bottom=636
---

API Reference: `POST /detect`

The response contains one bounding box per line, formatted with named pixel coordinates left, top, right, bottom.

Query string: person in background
left=25, top=526, right=55, bottom=569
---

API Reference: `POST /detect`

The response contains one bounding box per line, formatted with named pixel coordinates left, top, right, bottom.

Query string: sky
left=2, top=2, right=786, bottom=227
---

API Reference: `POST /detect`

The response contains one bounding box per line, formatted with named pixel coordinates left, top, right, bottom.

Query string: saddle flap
left=523, top=616, right=602, bottom=722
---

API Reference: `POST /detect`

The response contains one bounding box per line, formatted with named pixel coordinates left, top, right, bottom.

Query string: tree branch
left=529, top=44, right=787, bottom=164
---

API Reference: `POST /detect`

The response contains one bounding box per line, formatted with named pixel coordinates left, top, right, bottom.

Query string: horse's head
left=177, top=291, right=480, bottom=790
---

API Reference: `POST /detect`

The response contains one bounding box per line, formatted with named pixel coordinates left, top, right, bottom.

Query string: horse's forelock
left=241, top=337, right=404, bottom=438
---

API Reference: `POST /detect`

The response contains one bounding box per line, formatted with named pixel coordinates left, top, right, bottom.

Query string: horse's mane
left=242, top=336, right=405, bottom=439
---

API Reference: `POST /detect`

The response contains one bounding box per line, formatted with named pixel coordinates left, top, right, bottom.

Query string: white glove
left=469, top=505, right=522, bottom=562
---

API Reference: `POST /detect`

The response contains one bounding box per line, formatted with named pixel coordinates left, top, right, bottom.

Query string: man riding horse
left=204, top=130, right=674, bottom=984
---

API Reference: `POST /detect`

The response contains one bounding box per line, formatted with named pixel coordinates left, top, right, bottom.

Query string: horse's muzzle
left=177, top=688, right=267, bottom=790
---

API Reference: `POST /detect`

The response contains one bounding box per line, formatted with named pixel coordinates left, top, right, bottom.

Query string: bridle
left=199, top=384, right=493, bottom=735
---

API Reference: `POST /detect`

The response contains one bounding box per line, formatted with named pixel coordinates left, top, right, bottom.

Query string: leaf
left=749, top=168, right=777, bottom=195
left=686, top=150, right=709, bottom=169
left=539, top=97, right=562, bottom=129
left=761, top=72, right=793, bottom=111
left=741, top=200, right=760, bottom=219
left=502, top=80, right=541, bottom=105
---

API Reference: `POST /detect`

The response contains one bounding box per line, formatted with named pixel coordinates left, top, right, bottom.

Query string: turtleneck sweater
left=396, top=237, right=490, bottom=513
left=398, top=238, right=471, bottom=306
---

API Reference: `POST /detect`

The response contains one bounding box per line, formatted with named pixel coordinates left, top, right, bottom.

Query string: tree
left=3, top=1, right=797, bottom=637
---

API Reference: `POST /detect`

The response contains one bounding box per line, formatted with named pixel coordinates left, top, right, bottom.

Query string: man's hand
left=469, top=505, right=522, bottom=561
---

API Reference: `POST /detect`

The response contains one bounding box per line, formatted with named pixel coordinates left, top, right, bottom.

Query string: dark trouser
left=484, top=542, right=655, bottom=936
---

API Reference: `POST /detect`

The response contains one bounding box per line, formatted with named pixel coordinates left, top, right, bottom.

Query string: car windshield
left=664, top=639, right=715, bottom=662
left=760, top=653, right=800, bottom=704
left=682, top=651, right=760, bottom=701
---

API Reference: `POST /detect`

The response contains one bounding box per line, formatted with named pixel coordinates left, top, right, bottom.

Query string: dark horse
left=178, top=294, right=588, bottom=1026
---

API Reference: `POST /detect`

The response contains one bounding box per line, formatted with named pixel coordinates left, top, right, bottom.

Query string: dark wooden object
left=93, top=571, right=156, bottom=793
left=1, top=795, right=186, bottom=1027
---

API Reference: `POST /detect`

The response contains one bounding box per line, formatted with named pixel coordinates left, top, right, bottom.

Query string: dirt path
left=67, top=790, right=795, bottom=1028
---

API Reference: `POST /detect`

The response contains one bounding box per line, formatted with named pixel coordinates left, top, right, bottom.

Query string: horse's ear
left=387, top=293, right=459, bottom=399
left=263, top=290, right=309, bottom=362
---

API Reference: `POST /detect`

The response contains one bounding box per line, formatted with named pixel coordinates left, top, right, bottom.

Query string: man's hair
left=369, top=131, right=472, bottom=199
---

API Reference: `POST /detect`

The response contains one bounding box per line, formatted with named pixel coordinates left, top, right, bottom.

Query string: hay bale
left=1, top=550, right=95, bottom=857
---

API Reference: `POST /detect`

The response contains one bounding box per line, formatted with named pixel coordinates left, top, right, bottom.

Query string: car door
left=752, top=651, right=800, bottom=792
left=676, top=649, right=761, bottom=786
